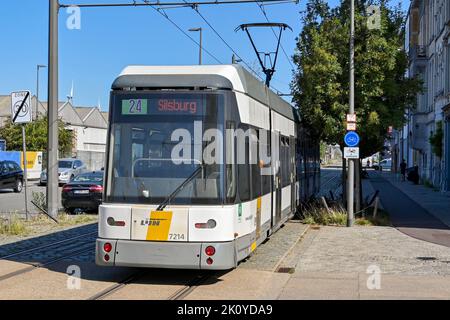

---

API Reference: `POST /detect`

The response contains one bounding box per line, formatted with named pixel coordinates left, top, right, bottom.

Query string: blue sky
left=0, top=0, right=409, bottom=111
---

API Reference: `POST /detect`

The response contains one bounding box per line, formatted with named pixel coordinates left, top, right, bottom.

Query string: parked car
left=373, top=158, right=392, bottom=171
left=40, top=158, right=87, bottom=186
left=61, top=171, right=104, bottom=214
left=0, top=160, right=24, bottom=192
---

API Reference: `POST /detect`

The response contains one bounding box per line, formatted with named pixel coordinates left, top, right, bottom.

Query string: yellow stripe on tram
left=146, top=211, right=173, bottom=241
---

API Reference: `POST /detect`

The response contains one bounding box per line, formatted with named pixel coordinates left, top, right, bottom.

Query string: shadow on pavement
left=369, top=172, right=450, bottom=247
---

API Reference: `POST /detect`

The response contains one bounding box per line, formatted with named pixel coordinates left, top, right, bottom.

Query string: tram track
left=0, top=230, right=98, bottom=260
left=88, top=270, right=214, bottom=300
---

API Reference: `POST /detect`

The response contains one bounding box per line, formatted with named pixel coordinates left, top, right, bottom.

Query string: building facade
left=395, top=0, right=450, bottom=192
left=0, top=95, right=108, bottom=171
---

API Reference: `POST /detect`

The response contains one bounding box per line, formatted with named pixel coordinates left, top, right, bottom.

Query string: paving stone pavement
left=294, top=226, right=450, bottom=276
left=239, top=221, right=309, bottom=271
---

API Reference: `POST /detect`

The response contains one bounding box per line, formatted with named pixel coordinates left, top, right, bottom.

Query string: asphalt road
left=0, top=181, right=62, bottom=217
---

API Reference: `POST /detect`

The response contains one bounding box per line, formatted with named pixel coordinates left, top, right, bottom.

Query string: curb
left=271, top=222, right=310, bottom=273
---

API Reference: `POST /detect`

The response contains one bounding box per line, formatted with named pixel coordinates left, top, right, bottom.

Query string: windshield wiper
left=156, top=165, right=203, bottom=211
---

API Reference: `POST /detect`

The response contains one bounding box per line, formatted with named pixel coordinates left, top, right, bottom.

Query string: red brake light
left=62, top=185, right=72, bottom=192
left=206, top=257, right=213, bottom=265
left=205, top=246, right=215, bottom=256
left=104, top=254, right=110, bottom=262
left=103, top=243, right=112, bottom=253
left=89, top=185, right=103, bottom=192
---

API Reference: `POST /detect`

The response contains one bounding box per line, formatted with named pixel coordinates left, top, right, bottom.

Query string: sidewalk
left=276, top=226, right=450, bottom=299
left=368, top=171, right=450, bottom=248
left=379, top=171, right=450, bottom=228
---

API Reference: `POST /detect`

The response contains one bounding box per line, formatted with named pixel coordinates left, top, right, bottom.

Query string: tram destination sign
left=121, top=96, right=203, bottom=116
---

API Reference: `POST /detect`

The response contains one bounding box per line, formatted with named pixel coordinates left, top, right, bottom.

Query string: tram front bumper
left=96, top=238, right=236, bottom=270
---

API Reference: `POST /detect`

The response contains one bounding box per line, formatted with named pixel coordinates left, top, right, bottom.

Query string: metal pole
left=47, top=0, right=59, bottom=218
left=36, top=66, right=39, bottom=118
left=199, top=28, right=202, bottom=65
left=347, top=0, right=355, bottom=227
left=36, top=65, right=46, bottom=119
left=22, top=125, right=29, bottom=221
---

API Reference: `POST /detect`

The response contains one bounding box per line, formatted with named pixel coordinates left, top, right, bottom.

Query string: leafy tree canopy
left=292, top=0, right=422, bottom=157
left=0, top=117, right=73, bottom=155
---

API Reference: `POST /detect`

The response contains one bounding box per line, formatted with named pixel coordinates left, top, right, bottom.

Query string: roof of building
left=0, top=95, right=108, bottom=129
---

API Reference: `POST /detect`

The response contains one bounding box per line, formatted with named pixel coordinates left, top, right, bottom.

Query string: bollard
left=372, top=197, right=379, bottom=218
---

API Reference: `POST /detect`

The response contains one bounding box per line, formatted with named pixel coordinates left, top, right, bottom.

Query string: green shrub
left=0, top=214, right=29, bottom=236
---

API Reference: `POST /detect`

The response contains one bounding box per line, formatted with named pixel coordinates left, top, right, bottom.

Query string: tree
left=292, top=0, right=422, bottom=158
left=0, top=117, right=74, bottom=155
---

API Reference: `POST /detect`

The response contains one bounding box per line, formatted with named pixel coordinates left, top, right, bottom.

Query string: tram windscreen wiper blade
left=156, top=165, right=203, bottom=211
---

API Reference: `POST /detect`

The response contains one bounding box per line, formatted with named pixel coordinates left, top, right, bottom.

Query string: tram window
left=260, top=131, right=271, bottom=195
left=281, top=137, right=290, bottom=187
left=250, top=128, right=261, bottom=199
left=238, top=125, right=250, bottom=202
left=107, top=92, right=225, bottom=205
left=226, top=121, right=236, bottom=203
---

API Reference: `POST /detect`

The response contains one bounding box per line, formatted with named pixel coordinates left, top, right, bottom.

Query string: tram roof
left=112, top=65, right=298, bottom=121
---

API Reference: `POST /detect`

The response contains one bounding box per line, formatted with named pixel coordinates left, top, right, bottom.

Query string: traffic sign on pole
left=11, top=91, right=32, bottom=124
left=344, top=131, right=360, bottom=147
left=10, top=90, right=32, bottom=220
left=346, top=122, right=356, bottom=131
left=344, top=147, right=359, bottom=159
left=346, top=114, right=356, bottom=123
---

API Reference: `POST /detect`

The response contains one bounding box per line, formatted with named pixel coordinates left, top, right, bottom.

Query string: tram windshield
left=105, top=92, right=225, bottom=205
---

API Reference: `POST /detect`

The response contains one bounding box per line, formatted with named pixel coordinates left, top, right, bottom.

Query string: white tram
left=96, top=65, right=319, bottom=269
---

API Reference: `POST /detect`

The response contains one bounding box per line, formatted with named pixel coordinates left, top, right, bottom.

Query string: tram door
left=290, top=136, right=296, bottom=213
left=275, top=134, right=282, bottom=225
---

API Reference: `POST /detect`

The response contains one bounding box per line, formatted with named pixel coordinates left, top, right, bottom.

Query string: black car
left=0, top=160, right=24, bottom=192
left=61, top=171, right=104, bottom=214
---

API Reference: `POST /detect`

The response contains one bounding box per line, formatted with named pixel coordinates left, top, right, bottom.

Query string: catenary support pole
left=47, top=0, right=59, bottom=218
left=347, top=0, right=355, bottom=227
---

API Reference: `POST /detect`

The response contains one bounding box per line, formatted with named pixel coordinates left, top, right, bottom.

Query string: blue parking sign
left=344, top=131, right=360, bottom=147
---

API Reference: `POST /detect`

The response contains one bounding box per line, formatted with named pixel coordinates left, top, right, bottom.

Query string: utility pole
left=347, top=0, right=355, bottom=227
left=36, top=65, right=46, bottom=118
left=47, top=0, right=59, bottom=219
left=188, top=28, right=202, bottom=65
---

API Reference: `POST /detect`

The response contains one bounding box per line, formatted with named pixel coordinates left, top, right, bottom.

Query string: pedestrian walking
left=400, top=159, right=407, bottom=181
left=367, top=159, right=371, bottom=168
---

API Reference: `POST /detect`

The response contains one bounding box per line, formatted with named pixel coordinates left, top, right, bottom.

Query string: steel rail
left=0, top=244, right=95, bottom=283
left=0, top=228, right=97, bottom=260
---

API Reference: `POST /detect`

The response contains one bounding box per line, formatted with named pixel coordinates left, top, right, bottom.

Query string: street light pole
left=189, top=27, right=202, bottom=65
left=347, top=0, right=355, bottom=227
left=36, top=65, right=46, bottom=118
left=47, top=0, right=59, bottom=219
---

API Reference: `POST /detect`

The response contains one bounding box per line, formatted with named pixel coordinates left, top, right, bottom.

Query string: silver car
left=40, top=158, right=87, bottom=185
